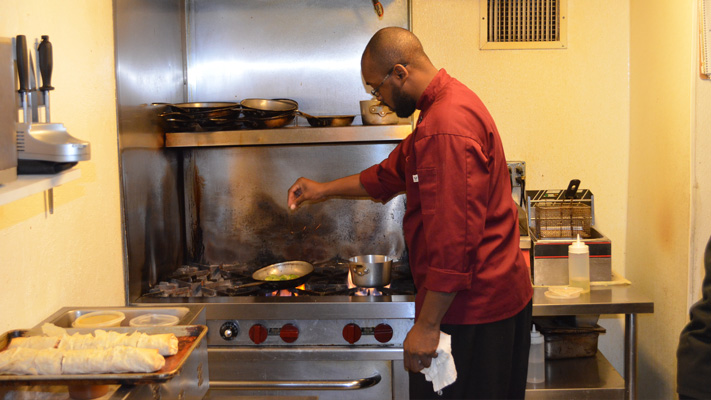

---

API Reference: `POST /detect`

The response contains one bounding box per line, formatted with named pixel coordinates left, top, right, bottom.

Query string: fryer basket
left=527, top=184, right=595, bottom=239
left=533, top=202, right=592, bottom=238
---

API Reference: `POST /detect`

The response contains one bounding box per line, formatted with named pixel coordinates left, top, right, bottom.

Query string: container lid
left=568, top=234, right=589, bottom=254
left=72, top=311, right=126, bottom=328
left=129, top=313, right=180, bottom=327
left=530, top=325, right=543, bottom=343
left=544, top=286, right=583, bottom=299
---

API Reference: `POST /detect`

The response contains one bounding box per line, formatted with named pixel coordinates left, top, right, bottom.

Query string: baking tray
left=0, top=324, right=206, bottom=386
left=533, top=317, right=605, bottom=359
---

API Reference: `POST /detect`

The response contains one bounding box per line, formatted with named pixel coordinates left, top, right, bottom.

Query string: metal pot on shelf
left=360, top=100, right=399, bottom=125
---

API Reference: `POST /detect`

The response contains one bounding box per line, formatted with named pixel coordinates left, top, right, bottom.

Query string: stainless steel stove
left=136, top=260, right=416, bottom=399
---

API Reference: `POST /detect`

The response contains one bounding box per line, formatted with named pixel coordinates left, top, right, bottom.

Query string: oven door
left=206, top=347, right=408, bottom=400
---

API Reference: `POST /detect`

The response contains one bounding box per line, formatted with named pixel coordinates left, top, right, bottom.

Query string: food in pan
left=62, top=346, right=164, bottom=374
left=0, top=346, right=164, bottom=375
left=264, top=273, right=300, bottom=281
left=6, top=336, right=59, bottom=350
left=0, top=347, right=63, bottom=375
left=9, top=330, right=178, bottom=356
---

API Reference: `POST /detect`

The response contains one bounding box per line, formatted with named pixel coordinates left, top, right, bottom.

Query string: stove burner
left=145, top=259, right=414, bottom=298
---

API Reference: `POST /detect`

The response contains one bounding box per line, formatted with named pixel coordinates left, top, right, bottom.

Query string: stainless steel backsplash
left=114, top=0, right=410, bottom=301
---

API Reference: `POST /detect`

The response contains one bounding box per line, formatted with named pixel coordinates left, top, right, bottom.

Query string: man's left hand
left=403, top=321, right=440, bottom=373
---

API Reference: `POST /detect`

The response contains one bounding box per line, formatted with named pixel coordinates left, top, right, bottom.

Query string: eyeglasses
left=370, top=64, right=407, bottom=98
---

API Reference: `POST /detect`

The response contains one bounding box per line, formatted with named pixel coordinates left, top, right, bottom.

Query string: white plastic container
left=568, top=234, right=590, bottom=293
left=129, top=313, right=180, bottom=327
left=527, top=324, right=545, bottom=384
left=72, top=311, right=125, bottom=328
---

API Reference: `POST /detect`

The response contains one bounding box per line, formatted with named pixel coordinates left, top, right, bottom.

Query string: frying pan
left=240, top=98, right=298, bottom=117
left=231, top=261, right=314, bottom=290
left=243, top=113, right=296, bottom=129
left=239, top=98, right=298, bottom=128
left=152, top=102, right=241, bottom=114
left=296, top=111, right=355, bottom=127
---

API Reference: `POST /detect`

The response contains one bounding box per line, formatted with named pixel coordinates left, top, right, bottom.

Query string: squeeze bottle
left=527, top=324, right=545, bottom=384
left=568, top=234, right=590, bottom=292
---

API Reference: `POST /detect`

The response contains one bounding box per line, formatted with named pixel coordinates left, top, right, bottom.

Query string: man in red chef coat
left=287, top=27, right=533, bottom=400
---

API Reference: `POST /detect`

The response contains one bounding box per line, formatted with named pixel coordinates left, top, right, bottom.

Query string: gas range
left=144, top=257, right=416, bottom=298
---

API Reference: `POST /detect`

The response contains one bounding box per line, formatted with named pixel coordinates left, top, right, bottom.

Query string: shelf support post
left=624, top=313, right=637, bottom=400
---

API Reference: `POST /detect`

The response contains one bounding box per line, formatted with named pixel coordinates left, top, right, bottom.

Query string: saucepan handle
left=369, top=105, right=393, bottom=118
left=351, top=263, right=370, bottom=276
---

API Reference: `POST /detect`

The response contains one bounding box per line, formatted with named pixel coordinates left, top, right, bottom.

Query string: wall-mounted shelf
left=164, top=124, right=413, bottom=148
left=0, top=168, right=80, bottom=207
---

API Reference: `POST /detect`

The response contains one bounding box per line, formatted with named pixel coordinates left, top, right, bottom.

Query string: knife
left=15, top=35, right=29, bottom=123
left=38, top=35, right=53, bottom=122
left=372, top=0, right=384, bottom=18
left=28, top=52, right=38, bottom=122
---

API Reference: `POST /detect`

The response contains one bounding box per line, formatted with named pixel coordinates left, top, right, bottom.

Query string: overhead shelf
left=164, top=124, right=413, bottom=148
left=0, top=168, right=81, bottom=207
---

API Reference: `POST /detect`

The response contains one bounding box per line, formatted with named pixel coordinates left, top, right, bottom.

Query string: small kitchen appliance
left=13, top=35, right=90, bottom=173
left=527, top=185, right=612, bottom=286
left=0, top=38, right=17, bottom=185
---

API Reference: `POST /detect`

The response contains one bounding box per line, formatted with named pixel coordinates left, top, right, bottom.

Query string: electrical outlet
left=507, top=161, right=526, bottom=206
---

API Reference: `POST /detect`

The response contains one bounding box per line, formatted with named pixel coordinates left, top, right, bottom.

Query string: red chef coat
left=360, top=69, right=532, bottom=324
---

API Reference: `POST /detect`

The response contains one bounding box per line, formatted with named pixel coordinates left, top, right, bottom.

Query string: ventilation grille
left=480, top=0, right=567, bottom=50
left=16, top=131, right=25, bottom=152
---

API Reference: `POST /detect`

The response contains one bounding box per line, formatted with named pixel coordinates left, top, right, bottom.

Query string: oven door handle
left=209, top=373, right=381, bottom=390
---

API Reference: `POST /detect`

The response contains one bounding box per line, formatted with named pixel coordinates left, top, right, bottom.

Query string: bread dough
left=0, top=346, right=164, bottom=375
left=9, top=330, right=178, bottom=356
left=61, top=346, right=165, bottom=374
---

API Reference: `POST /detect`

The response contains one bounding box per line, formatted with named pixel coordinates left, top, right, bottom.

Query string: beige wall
left=629, top=0, right=695, bottom=398
left=693, top=8, right=711, bottom=311
left=0, top=0, right=124, bottom=333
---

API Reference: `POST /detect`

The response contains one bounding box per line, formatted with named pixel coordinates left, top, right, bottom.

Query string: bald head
left=361, top=28, right=438, bottom=110
left=361, top=27, right=433, bottom=76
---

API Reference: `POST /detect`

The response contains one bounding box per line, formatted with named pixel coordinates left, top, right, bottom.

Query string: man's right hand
left=287, top=177, right=325, bottom=210
left=287, top=174, right=368, bottom=210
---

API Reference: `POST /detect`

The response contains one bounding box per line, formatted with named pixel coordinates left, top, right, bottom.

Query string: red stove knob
left=374, top=323, right=394, bottom=343
left=280, top=323, right=299, bottom=343
left=342, top=323, right=362, bottom=344
left=249, top=324, right=268, bottom=344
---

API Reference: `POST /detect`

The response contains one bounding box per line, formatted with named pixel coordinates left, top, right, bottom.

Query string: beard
left=387, top=85, right=417, bottom=118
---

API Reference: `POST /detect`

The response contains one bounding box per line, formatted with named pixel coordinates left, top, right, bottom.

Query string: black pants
left=409, top=300, right=533, bottom=400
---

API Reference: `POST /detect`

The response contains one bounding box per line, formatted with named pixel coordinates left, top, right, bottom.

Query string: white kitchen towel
left=420, top=331, right=457, bottom=393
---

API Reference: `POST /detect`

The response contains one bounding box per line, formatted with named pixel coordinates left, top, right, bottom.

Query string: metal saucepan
left=348, top=255, right=393, bottom=288
left=296, top=111, right=355, bottom=127
left=231, top=261, right=314, bottom=290
left=359, top=100, right=399, bottom=125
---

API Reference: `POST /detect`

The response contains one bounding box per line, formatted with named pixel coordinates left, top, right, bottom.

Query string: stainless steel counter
left=528, top=285, right=654, bottom=400
left=0, top=288, right=651, bottom=400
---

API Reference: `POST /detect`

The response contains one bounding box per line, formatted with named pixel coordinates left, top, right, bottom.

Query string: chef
left=287, top=27, right=533, bottom=399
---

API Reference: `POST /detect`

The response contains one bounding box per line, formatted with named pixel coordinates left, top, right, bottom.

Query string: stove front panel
left=207, top=318, right=413, bottom=347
